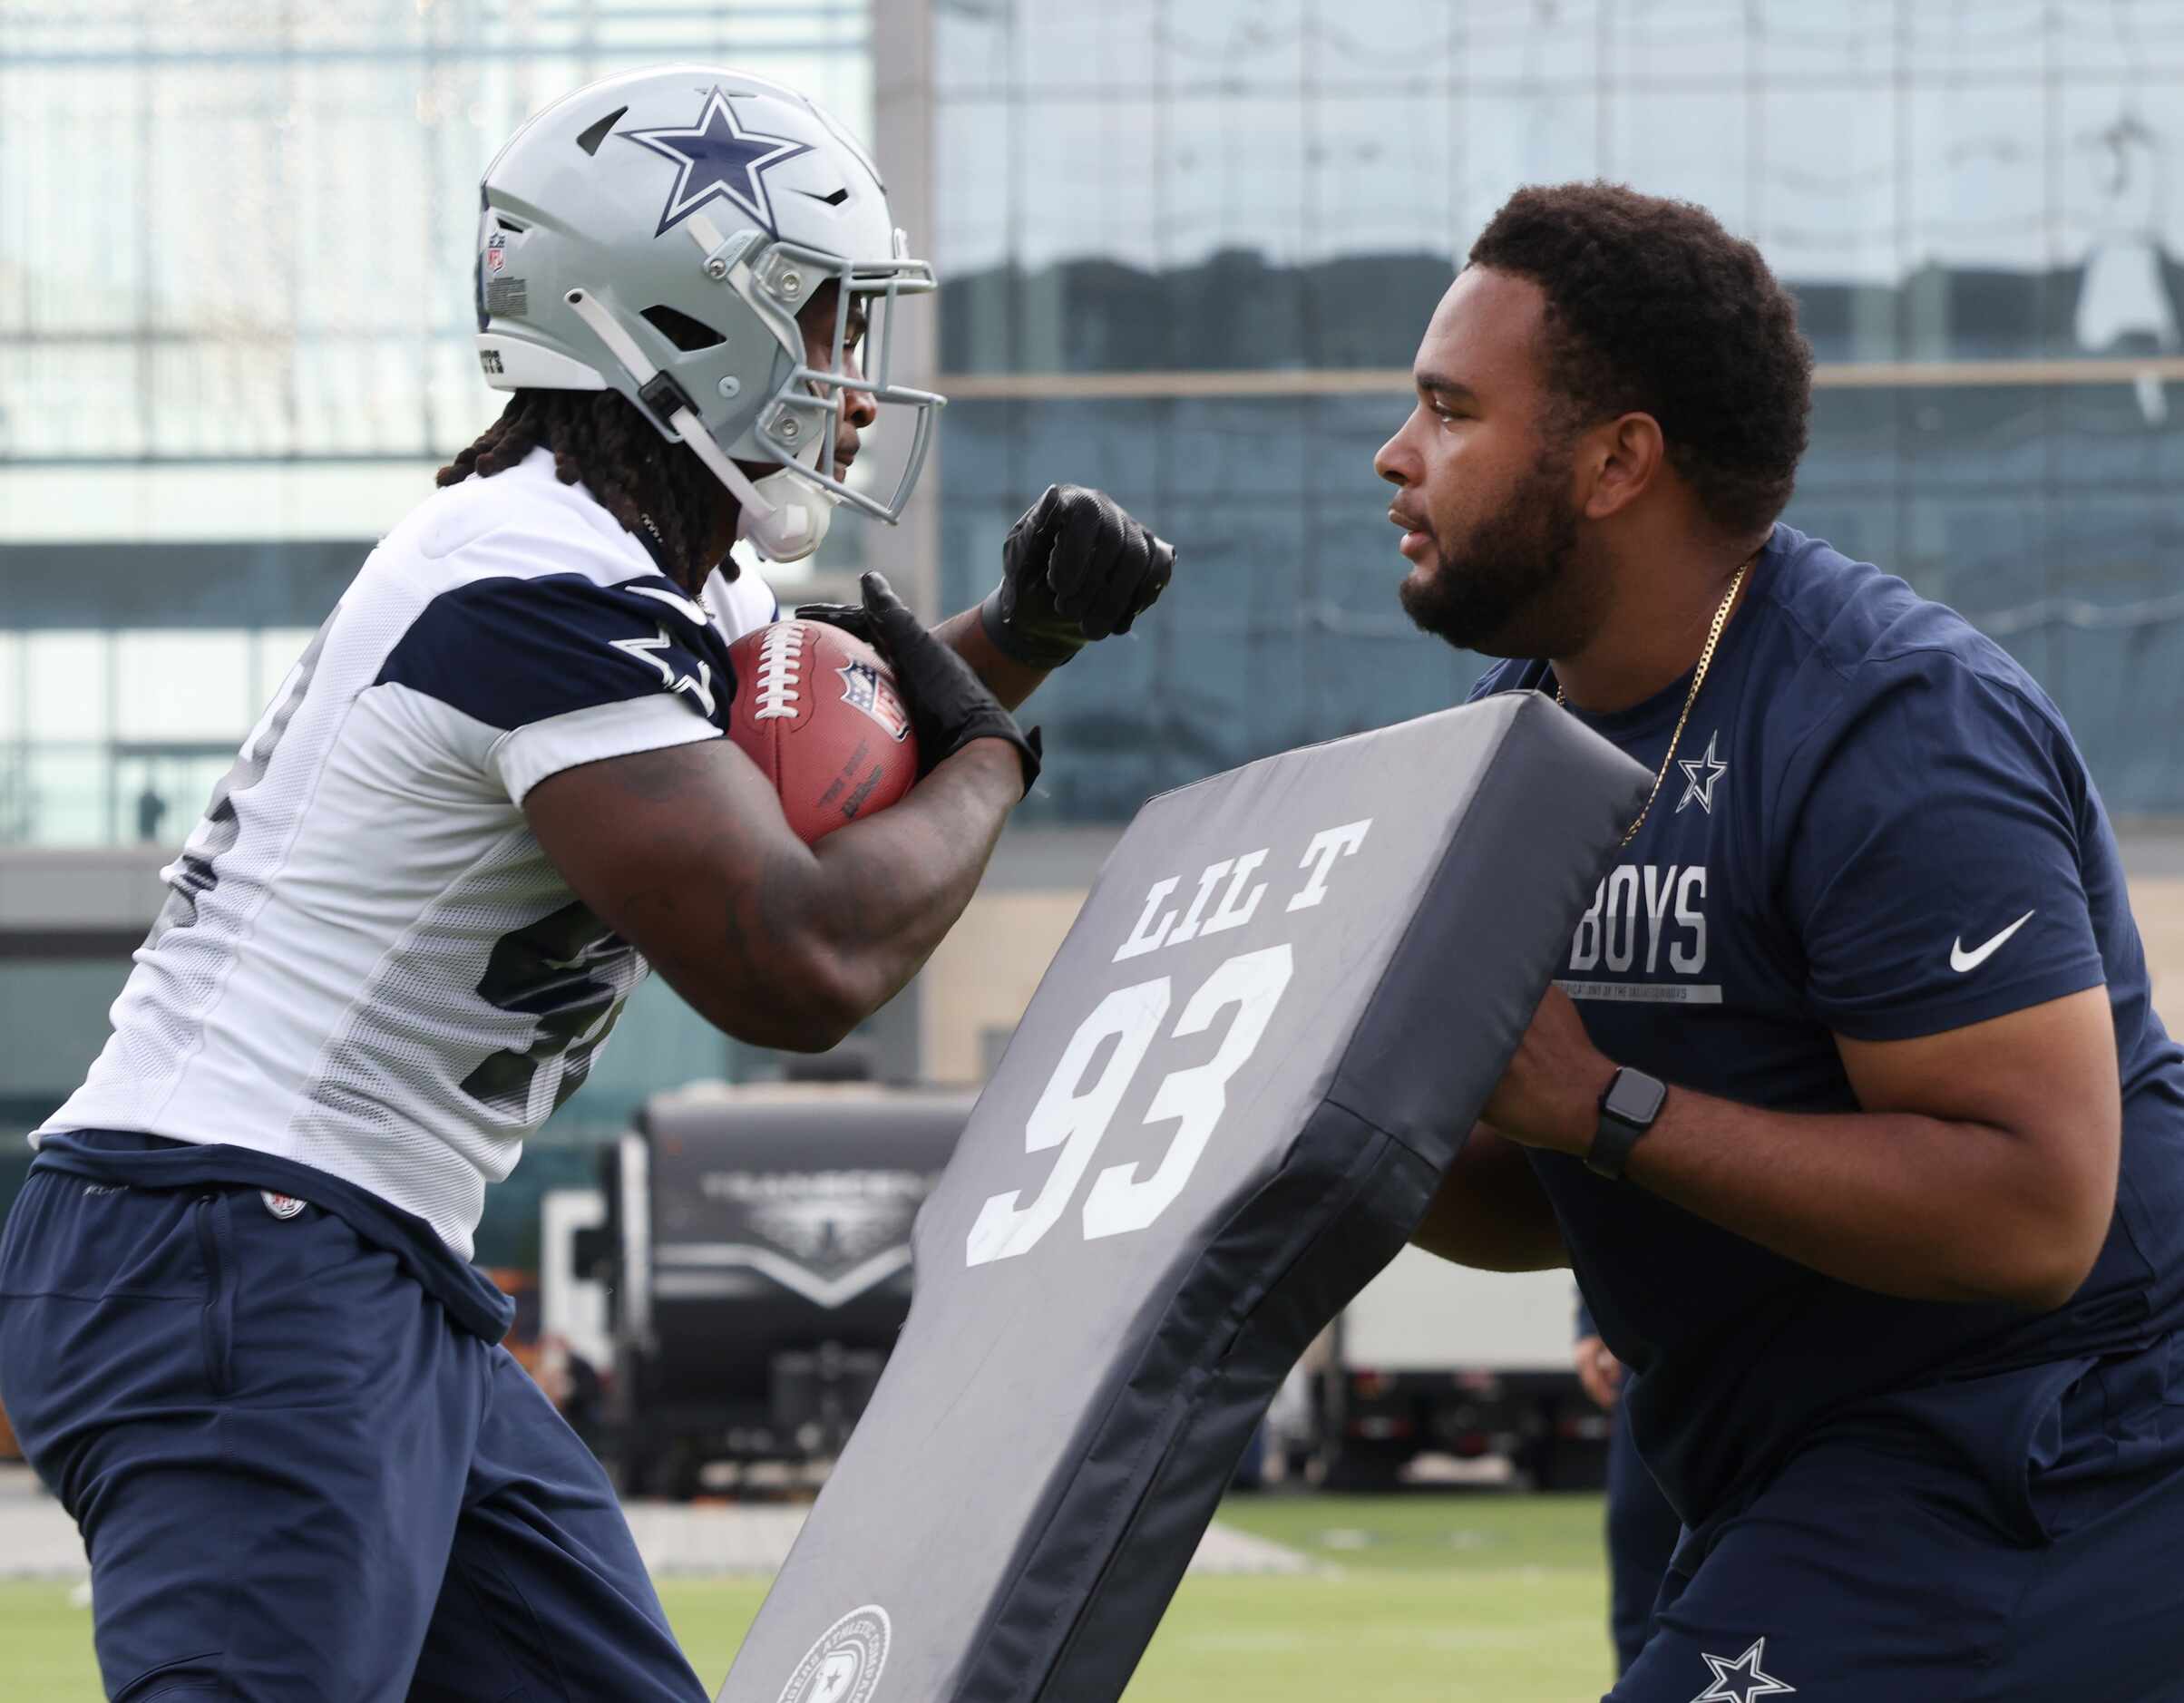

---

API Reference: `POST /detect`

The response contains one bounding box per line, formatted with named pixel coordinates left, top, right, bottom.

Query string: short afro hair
left=1467, top=181, right=1813, bottom=539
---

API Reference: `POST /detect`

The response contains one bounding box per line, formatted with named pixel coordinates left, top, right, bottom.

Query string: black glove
left=801, top=574, right=1041, bottom=795
left=790, top=600, right=877, bottom=648
left=980, top=484, right=1175, bottom=669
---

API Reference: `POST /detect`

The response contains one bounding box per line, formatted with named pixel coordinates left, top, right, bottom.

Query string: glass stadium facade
left=0, top=0, right=873, bottom=843
left=926, top=0, right=2184, bottom=820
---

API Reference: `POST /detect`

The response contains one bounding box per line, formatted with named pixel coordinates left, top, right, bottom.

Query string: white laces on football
left=752, top=623, right=805, bottom=721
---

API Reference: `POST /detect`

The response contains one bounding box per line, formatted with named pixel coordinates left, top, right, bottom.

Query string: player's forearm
left=798, top=737, right=1023, bottom=1022
left=1409, top=1125, right=1570, bottom=1271
left=1612, top=1090, right=2099, bottom=1309
left=934, top=605, right=1050, bottom=710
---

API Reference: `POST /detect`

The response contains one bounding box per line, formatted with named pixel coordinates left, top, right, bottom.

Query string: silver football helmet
left=473, top=66, right=942, bottom=563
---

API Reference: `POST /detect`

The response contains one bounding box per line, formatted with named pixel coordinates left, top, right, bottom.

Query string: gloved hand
left=979, top=484, right=1175, bottom=669
left=801, top=574, right=1041, bottom=795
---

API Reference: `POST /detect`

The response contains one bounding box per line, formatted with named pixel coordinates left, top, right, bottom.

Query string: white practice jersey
left=37, top=450, right=778, bottom=1258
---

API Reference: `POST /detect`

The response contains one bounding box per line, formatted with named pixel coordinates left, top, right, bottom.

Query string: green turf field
left=0, top=1493, right=1614, bottom=1701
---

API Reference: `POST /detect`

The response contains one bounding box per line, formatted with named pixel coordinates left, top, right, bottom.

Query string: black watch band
left=1585, top=1066, right=1668, bottom=1181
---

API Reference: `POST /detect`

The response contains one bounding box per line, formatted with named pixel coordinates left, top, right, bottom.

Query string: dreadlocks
left=436, top=388, right=736, bottom=583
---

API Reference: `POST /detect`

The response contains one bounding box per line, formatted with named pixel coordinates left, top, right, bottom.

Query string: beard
left=1397, top=450, right=1583, bottom=657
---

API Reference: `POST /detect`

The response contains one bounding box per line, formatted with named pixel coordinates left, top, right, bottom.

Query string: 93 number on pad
left=965, top=819, right=1371, bottom=1269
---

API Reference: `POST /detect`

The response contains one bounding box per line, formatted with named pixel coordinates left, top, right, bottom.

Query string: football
left=727, top=619, right=920, bottom=844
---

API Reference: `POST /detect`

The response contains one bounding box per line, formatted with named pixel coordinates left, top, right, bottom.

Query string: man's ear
left=1579, top=412, right=1666, bottom=521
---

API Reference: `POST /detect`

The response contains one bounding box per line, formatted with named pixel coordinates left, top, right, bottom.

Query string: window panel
left=1902, top=1, right=2049, bottom=78
left=935, top=5, right=1015, bottom=100
left=1309, top=95, right=1458, bottom=268
left=2052, top=382, right=2184, bottom=487
left=1779, top=500, right=1900, bottom=575
left=1162, top=97, right=1311, bottom=270
left=1460, top=87, right=1604, bottom=238
left=1011, top=2, right=1164, bottom=96
left=2054, top=0, right=2184, bottom=73
left=25, top=747, right=109, bottom=849
left=1461, top=0, right=1604, bottom=86
left=1898, top=384, right=2052, bottom=491
left=1301, top=506, right=1478, bottom=738
left=1605, top=0, right=1751, bottom=82
left=935, top=97, right=1015, bottom=281
left=1903, top=82, right=2049, bottom=286
left=24, top=634, right=109, bottom=744
left=1309, top=394, right=1414, bottom=502
left=1755, top=85, right=1901, bottom=308
left=1017, top=99, right=1162, bottom=275
left=1900, top=494, right=2053, bottom=611
left=1159, top=0, right=1308, bottom=96
left=1751, top=0, right=1901, bottom=82
left=937, top=401, right=1019, bottom=502
left=1800, top=388, right=1905, bottom=493
left=3, top=5, right=872, bottom=468
left=1309, top=0, right=1460, bottom=92
left=1166, top=399, right=1311, bottom=501
left=1608, top=86, right=1752, bottom=233
left=1012, top=400, right=1167, bottom=515
left=0, top=636, right=19, bottom=740
left=115, top=632, right=253, bottom=744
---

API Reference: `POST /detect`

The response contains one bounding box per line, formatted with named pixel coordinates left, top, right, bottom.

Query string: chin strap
left=561, top=286, right=835, bottom=565
left=737, top=467, right=834, bottom=563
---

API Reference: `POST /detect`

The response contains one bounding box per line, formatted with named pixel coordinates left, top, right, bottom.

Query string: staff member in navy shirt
left=1383, top=181, right=2184, bottom=1702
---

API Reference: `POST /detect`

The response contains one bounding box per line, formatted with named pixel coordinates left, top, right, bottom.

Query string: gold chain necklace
left=1555, top=554, right=1754, bottom=848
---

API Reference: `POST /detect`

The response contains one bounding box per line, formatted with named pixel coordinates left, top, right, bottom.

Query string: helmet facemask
left=739, top=232, right=942, bottom=533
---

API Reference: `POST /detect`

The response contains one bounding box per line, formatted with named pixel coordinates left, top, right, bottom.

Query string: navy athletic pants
left=1610, top=1348, right=2184, bottom=1702
left=1604, top=1397, right=1680, bottom=1676
left=0, top=1165, right=707, bottom=1702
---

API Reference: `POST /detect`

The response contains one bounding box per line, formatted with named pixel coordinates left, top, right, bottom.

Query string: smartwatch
left=1585, top=1066, right=1668, bottom=1181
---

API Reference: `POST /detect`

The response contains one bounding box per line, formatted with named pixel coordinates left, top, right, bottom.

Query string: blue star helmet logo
left=622, top=86, right=814, bottom=238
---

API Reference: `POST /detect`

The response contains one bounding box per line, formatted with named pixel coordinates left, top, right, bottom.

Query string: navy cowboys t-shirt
left=1471, top=523, right=2184, bottom=1539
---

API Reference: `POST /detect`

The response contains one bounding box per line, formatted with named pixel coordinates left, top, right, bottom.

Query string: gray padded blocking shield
left=719, top=692, right=1650, bottom=1703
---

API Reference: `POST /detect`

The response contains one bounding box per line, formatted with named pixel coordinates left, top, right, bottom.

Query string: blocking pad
left=719, top=692, right=1651, bottom=1703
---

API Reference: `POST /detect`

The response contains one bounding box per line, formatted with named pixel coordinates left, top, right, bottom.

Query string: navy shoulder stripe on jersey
left=376, top=572, right=735, bottom=732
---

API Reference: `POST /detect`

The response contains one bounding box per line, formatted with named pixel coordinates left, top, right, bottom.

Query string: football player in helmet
left=0, top=67, right=1171, bottom=1702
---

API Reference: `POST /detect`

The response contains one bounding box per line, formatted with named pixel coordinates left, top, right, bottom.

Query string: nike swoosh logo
left=1951, top=910, right=2035, bottom=973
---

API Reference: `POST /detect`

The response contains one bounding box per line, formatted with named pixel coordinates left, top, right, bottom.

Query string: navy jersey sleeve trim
left=377, top=571, right=736, bottom=734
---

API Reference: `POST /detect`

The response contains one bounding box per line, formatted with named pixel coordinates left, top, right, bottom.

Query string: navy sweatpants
left=1610, top=1348, right=2184, bottom=1702
left=1604, top=1397, right=1680, bottom=1676
left=0, top=1166, right=707, bottom=1702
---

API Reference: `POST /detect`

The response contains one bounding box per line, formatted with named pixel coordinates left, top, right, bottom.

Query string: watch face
left=1604, top=1069, right=1667, bottom=1126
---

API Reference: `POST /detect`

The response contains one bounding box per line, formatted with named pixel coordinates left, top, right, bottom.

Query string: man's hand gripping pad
left=721, top=692, right=1651, bottom=1703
